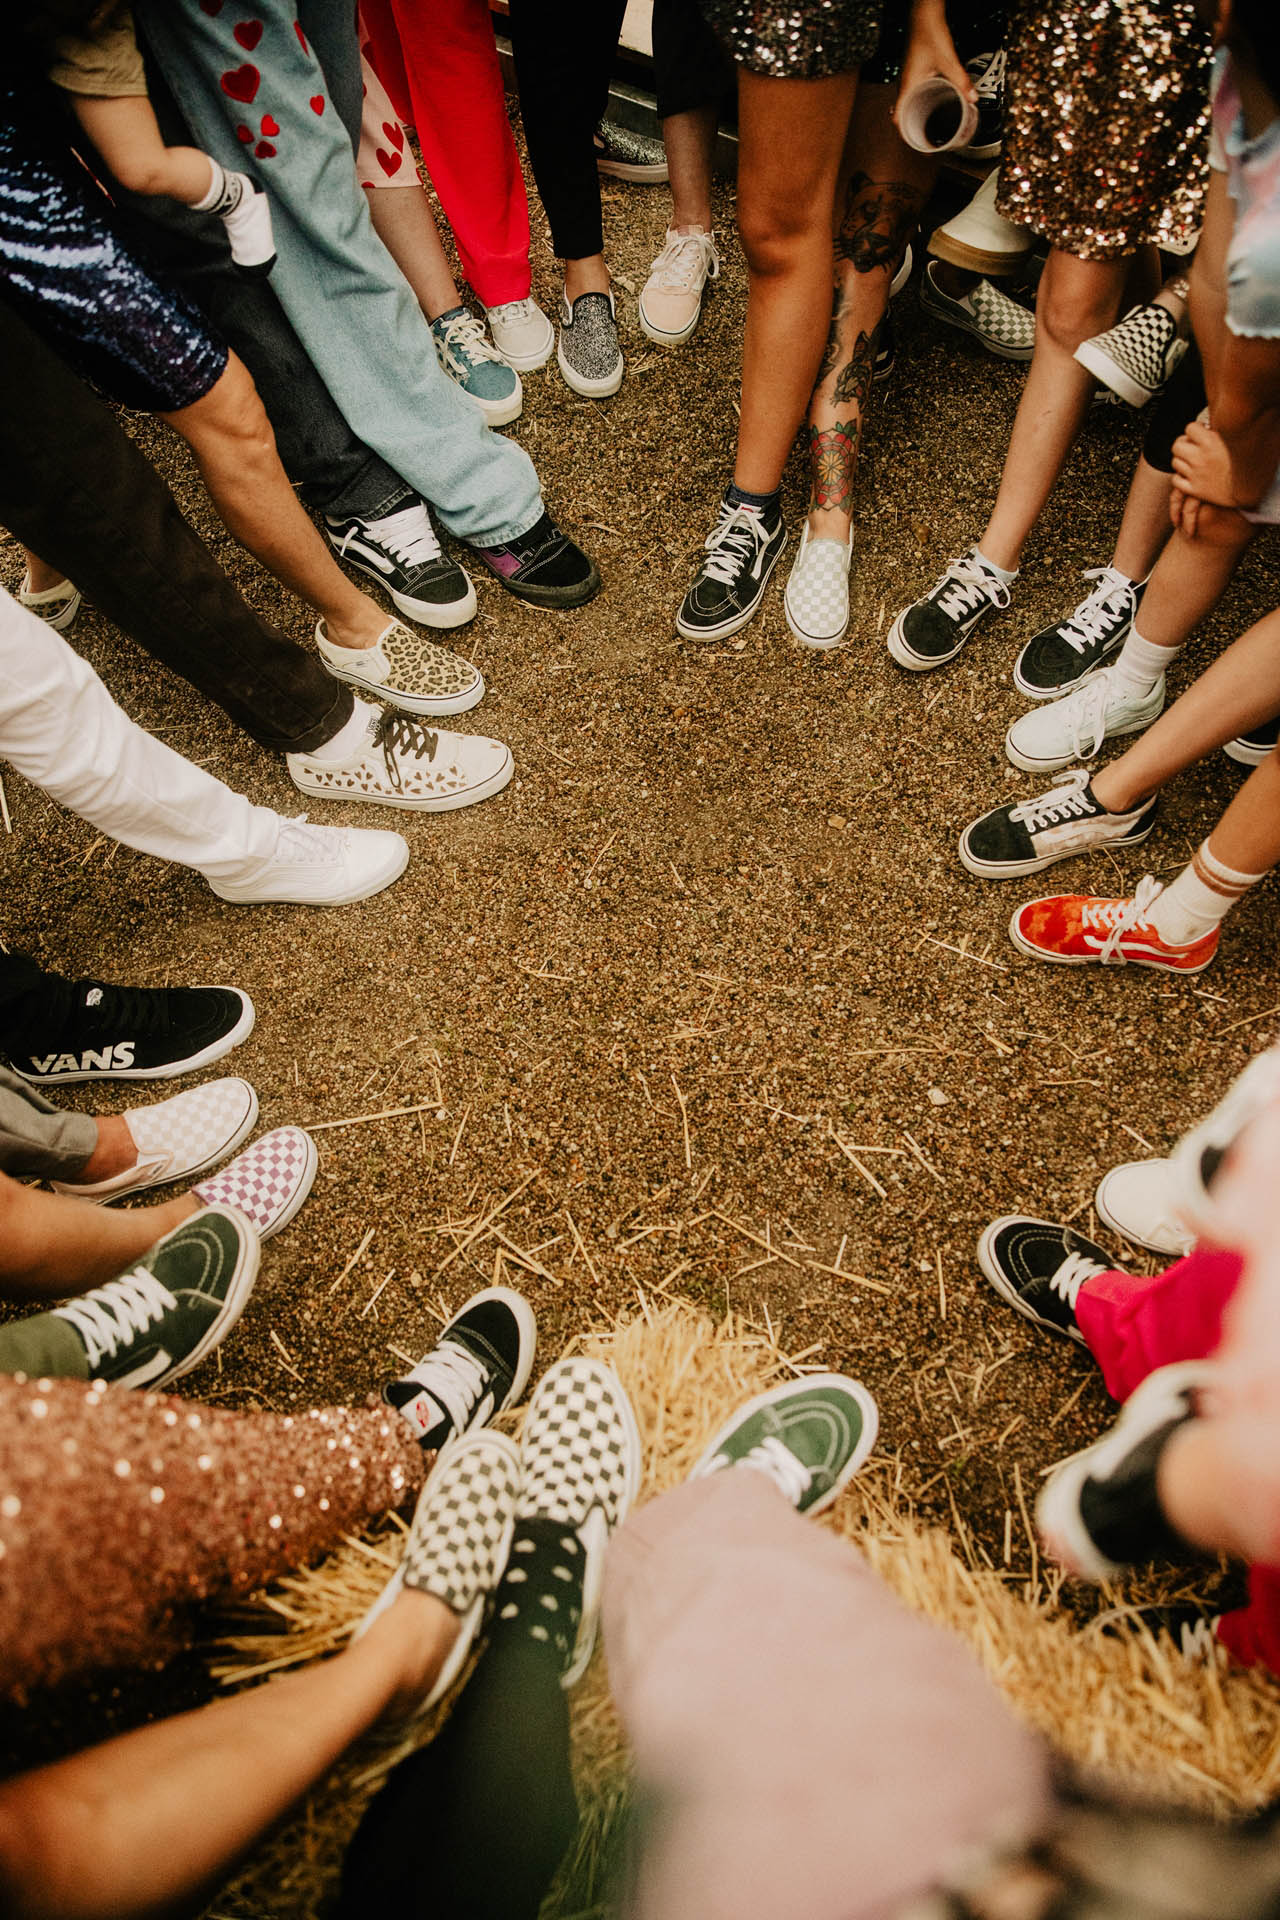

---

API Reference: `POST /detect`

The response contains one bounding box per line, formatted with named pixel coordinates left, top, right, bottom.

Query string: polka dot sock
left=492, top=1518, right=585, bottom=1673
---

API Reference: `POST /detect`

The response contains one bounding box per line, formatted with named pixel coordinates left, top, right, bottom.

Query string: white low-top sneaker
left=638, top=228, right=720, bottom=346
left=486, top=296, right=555, bottom=371
left=1004, top=666, right=1166, bottom=773
left=207, top=816, right=409, bottom=906
left=784, top=523, right=852, bottom=649
left=1094, top=1159, right=1194, bottom=1257
left=52, top=1077, right=259, bottom=1199
left=288, top=709, right=513, bottom=813
left=316, top=617, right=483, bottom=718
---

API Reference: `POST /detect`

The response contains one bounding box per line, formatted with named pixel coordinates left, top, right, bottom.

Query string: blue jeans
left=137, top=0, right=543, bottom=548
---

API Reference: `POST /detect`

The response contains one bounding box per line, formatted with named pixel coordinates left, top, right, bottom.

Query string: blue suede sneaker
left=431, top=307, right=522, bottom=427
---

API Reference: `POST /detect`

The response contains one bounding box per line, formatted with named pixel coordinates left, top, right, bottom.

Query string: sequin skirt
left=695, top=0, right=884, bottom=80
left=997, top=0, right=1211, bottom=260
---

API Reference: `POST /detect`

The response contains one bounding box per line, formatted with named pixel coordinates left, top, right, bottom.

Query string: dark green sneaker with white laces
left=691, top=1374, right=878, bottom=1515
left=976, top=1216, right=1113, bottom=1345
left=52, top=1205, right=260, bottom=1388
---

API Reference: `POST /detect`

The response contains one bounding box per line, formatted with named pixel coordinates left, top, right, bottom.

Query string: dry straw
left=203, top=1301, right=1280, bottom=1920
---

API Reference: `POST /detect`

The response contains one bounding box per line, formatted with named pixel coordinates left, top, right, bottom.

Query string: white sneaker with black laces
left=959, top=766, right=1158, bottom=878
left=888, top=548, right=1011, bottom=670
left=976, top=1216, right=1114, bottom=1344
left=1075, top=303, right=1187, bottom=408
left=1005, top=665, right=1166, bottom=773
left=676, top=494, right=786, bottom=642
left=1013, top=566, right=1144, bottom=699
left=288, top=709, right=513, bottom=813
left=325, top=502, right=476, bottom=629
left=386, top=1287, right=538, bottom=1451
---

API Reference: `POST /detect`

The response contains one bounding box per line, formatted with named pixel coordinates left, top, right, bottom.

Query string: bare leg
left=1111, top=455, right=1176, bottom=582
left=160, top=356, right=390, bottom=651
left=733, top=68, right=860, bottom=494
left=664, top=104, right=717, bottom=232
left=0, top=1171, right=194, bottom=1302
left=365, top=183, right=461, bottom=322
left=1118, top=507, right=1256, bottom=650
left=0, top=1592, right=454, bottom=1920
left=1092, top=604, right=1280, bottom=811
left=978, top=247, right=1132, bottom=571
left=806, top=87, right=935, bottom=540
left=1200, top=749, right=1280, bottom=875
left=564, top=252, right=612, bottom=299
left=21, top=549, right=64, bottom=594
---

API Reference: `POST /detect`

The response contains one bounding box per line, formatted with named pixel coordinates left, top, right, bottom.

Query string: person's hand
left=894, top=0, right=976, bottom=128
left=1172, top=418, right=1239, bottom=508
left=1169, top=482, right=1247, bottom=544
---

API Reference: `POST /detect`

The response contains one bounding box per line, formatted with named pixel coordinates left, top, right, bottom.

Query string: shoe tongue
left=386, top=1382, right=449, bottom=1444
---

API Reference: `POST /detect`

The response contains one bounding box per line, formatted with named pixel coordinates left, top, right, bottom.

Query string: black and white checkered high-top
left=498, top=1356, right=642, bottom=1687
left=1075, top=303, right=1187, bottom=408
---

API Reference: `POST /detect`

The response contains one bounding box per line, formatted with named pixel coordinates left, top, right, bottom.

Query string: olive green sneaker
left=690, top=1374, right=878, bottom=1515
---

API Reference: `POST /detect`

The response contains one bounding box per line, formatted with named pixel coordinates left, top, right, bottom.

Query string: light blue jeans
left=138, top=0, right=543, bottom=548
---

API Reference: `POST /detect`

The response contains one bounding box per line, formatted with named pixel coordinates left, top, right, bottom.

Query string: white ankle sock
left=973, top=546, right=1018, bottom=585
left=1111, top=626, right=1174, bottom=698
left=1147, top=839, right=1264, bottom=945
left=310, top=699, right=378, bottom=763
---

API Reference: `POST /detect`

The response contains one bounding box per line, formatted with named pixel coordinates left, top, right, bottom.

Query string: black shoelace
left=374, top=710, right=440, bottom=793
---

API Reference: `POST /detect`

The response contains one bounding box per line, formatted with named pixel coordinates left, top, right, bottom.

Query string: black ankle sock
left=726, top=481, right=781, bottom=524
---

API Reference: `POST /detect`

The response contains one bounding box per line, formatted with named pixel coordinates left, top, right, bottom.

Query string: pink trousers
left=1077, top=1247, right=1280, bottom=1674
left=357, top=0, right=532, bottom=307
left=602, top=1472, right=1052, bottom=1920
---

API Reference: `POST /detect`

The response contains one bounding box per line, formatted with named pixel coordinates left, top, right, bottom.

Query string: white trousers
left=0, top=588, right=279, bottom=883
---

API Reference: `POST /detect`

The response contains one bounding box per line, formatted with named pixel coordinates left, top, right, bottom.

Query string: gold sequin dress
left=0, top=1373, right=425, bottom=1696
left=997, top=0, right=1212, bottom=259
left=694, top=0, right=889, bottom=79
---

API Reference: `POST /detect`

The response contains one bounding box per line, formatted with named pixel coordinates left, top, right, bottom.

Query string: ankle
left=73, top=1113, right=137, bottom=1184
left=370, top=1589, right=460, bottom=1719
left=669, top=213, right=712, bottom=236
left=807, top=504, right=852, bottom=542
left=564, top=255, right=610, bottom=301
left=321, top=599, right=390, bottom=651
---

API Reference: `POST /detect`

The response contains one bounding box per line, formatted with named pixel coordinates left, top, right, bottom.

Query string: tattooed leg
left=808, top=419, right=860, bottom=515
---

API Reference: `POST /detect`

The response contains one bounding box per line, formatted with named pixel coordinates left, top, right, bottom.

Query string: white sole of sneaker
left=20, top=588, right=82, bottom=631
left=462, top=386, right=523, bottom=429
left=1003, top=702, right=1163, bottom=774
left=328, top=541, right=479, bottom=632
left=959, top=808, right=1156, bottom=879
left=675, top=538, right=786, bottom=643
left=886, top=608, right=972, bottom=671
left=637, top=301, right=702, bottom=347
left=1094, top=1168, right=1191, bottom=1258
left=556, top=335, right=624, bottom=397
left=1073, top=338, right=1154, bottom=408
left=974, top=1218, right=1086, bottom=1342
left=162, top=1205, right=263, bottom=1385
left=209, top=836, right=411, bottom=907
left=596, top=157, right=669, bottom=183
left=690, top=1375, right=879, bottom=1515
left=291, top=747, right=514, bottom=815
left=13, top=989, right=257, bottom=1085
left=1007, top=903, right=1217, bottom=973
left=491, top=327, right=555, bottom=373
left=1223, top=737, right=1274, bottom=768
left=320, top=655, right=485, bottom=719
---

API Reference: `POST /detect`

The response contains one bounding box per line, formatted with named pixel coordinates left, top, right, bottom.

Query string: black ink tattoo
left=836, top=170, right=921, bottom=273
left=832, top=327, right=876, bottom=410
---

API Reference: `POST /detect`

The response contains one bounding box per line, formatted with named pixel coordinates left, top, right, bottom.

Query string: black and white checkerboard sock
left=493, top=1521, right=585, bottom=1674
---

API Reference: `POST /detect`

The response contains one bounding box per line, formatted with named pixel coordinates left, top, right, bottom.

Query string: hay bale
left=203, top=1302, right=1280, bottom=1919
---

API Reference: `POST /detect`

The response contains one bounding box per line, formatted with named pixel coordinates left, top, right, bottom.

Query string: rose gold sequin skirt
left=997, top=0, right=1212, bottom=259
left=695, top=0, right=883, bottom=80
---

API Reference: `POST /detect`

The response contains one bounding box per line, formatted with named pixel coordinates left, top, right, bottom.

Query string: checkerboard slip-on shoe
left=959, top=768, right=1158, bottom=880
left=918, top=262, right=1034, bottom=361
left=358, top=1429, right=522, bottom=1716
left=1094, top=1159, right=1194, bottom=1258
left=193, top=1126, right=317, bottom=1241
left=51, top=1204, right=260, bottom=1389
left=325, top=503, right=477, bottom=631
left=1009, top=878, right=1221, bottom=974
left=1075, top=303, right=1187, bottom=408
left=1004, top=667, right=1166, bottom=775
left=430, top=307, right=523, bottom=427
left=1037, top=1362, right=1211, bottom=1579
left=1013, top=567, right=1145, bottom=700
left=289, top=709, right=513, bottom=814
left=51, top=1078, right=259, bottom=1201
left=506, top=1357, right=642, bottom=1687
left=690, top=1374, right=877, bottom=1516
left=887, top=548, right=1011, bottom=671
left=386, top=1287, right=538, bottom=1450
left=316, top=618, right=483, bottom=719
left=784, top=523, right=852, bottom=650
left=7, top=981, right=254, bottom=1085
left=976, top=1217, right=1113, bottom=1344
left=18, top=570, right=81, bottom=630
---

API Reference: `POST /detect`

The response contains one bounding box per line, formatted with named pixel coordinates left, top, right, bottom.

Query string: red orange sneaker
left=1009, top=876, right=1220, bottom=974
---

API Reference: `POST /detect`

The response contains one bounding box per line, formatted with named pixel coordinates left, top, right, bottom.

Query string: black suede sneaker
left=959, top=768, right=1158, bottom=879
left=325, top=501, right=476, bottom=629
left=1224, top=716, right=1280, bottom=767
left=1013, top=568, right=1144, bottom=699
left=887, top=548, right=1012, bottom=670
left=1037, top=1362, right=1209, bottom=1578
left=976, top=1216, right=1115, bottom=1344
left=6, top=977, right=255, bottom=1084
left=386, top=1287, right=537, bottom=1449
left=468, top=511, right=601, bottom=609
left=676, top=493, right=786, bottom=642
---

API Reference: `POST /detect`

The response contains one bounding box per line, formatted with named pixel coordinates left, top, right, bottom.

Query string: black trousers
left=0, top=295, right=352, bottom=754
left=507, top=0, right=628, bottom=262
left=335, top=1632, right=579, bottom=1919
left=652, top=0, right=734, bottom=120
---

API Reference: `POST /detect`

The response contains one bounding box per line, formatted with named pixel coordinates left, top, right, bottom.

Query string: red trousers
left=358, top=0, right=532, bottom=306
left=1077, top=1247, right=1280, bottom=1674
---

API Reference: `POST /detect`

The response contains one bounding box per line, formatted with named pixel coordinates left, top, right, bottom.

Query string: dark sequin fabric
left=695, top=0, right=885, bottom=80
left=0, top=79, right=228, bottom=412
left=0, top=1373, right=424, bottom=1696
left=997, top=0, right=1212, bottom=260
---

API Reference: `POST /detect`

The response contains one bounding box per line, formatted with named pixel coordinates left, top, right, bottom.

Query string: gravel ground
left=3, top=161, right=1278, bottom=1763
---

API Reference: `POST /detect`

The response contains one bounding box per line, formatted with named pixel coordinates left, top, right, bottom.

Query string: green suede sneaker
left=51, top=1204, right=260, bottom=1389
left=691, top=1374, right=878, bottom=1514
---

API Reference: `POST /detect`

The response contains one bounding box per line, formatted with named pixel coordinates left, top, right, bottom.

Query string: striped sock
left=192, top=156, right=246, bottom=217
left=1148, top=839, right=1265, bottom=946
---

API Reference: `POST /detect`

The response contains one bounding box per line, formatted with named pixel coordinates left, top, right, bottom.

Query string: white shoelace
left=1048, top=1249, right=1107, bottom=1311
left=1089, top=874, right=1164, bottom=963
left=974, top=48, right=1005, bottom=96
left=404, top=1339, right=490, bottom=1430
left=342, top=502, right=442, bottom=569
left=933, top=555, right=1011, bottom=621
left=737, top=1436, right=813, bottom=1505
left=54, top=1271, right=176, bottom=1369
left=435, top=309, right=505, bottom=374
left=1009, top=767, right=1096, bottom=835
left=649, top=230, right=720, bottom=293
left=487, top=297, right=539, bottom=329
left=703, top=500, right=772, bottom=587
left=1059, top=567, right=1134, bottom=656
left=1057, top=672, right=1117, bottom=762
left=275, top=815, right=346, bottom=867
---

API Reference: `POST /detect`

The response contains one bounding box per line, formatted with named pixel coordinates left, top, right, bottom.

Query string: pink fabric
left=357, top=0, right=531, bottom=306
left=602, top=1472, right=1052, bottom=1920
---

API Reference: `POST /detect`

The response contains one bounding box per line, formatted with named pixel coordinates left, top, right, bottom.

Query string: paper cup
left=898, top=75, right=979, bottom=155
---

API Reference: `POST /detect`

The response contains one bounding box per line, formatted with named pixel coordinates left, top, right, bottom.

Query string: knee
left=738, top=192, right=821, bottom=280
left=1037, top=269, right=1124, bottom=355
left=203, top=358, right=279, bottom=469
